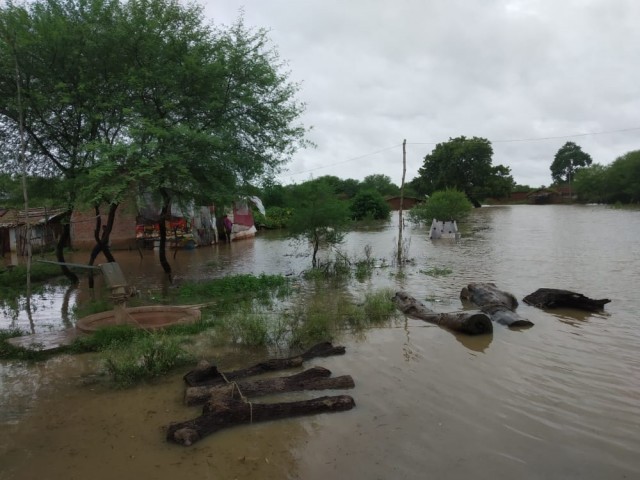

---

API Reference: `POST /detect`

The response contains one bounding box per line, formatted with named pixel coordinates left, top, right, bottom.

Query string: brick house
left=70, top=204, right=138, bottom=250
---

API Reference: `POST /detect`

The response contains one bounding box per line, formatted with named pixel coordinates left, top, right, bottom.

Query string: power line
left=281, top=143, right=402, bottom=178
left=279, top=125, right=640, bottom=179
left=408, top=126, right=640, bottom=145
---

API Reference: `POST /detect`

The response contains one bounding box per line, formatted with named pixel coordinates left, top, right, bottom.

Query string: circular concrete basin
left=76, top=305, right=201, bottom=333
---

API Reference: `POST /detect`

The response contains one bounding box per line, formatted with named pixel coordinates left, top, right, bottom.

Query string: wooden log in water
left=183, top=342, right=346, bottom=387
left=167, top=395, right=356, bottom=446
left=460, top=283, right=533, bottom=328
left=393, top=291, right=493, bottom=335
left=184, top=366, right=355, bottom=406
left=523, top=288, right=611, bottom=311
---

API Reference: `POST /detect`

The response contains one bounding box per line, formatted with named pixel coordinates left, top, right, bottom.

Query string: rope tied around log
left=220, top=371, right=253, bottom=424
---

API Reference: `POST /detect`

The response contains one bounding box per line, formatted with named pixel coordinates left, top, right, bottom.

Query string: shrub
left=350, top=190, right=390, bottom=220
left=408, top=189, right=472, bottom=223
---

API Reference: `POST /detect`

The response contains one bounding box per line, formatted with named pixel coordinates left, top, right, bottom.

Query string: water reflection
left=2, top=205, right=640, bottom=479
left=454, top=332, right=493, bottom=352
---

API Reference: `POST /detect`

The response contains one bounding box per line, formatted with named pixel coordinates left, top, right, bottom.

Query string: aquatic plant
left=420, top=266, right=453, bottom=277
left=102, top=334, right=194, bottom=388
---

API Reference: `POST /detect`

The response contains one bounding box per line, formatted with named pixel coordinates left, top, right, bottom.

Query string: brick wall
left=71, top=203, right=138, bottom=250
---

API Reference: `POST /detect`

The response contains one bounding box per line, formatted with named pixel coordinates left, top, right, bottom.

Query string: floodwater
left=1, top=205, right=639, bottom=479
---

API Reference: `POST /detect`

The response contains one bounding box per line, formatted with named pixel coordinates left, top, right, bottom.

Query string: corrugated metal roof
left=0, top=207, right=67, bottom=228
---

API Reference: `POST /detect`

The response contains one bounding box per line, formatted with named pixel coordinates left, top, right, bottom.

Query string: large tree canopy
left=414, top=136, right=510, bottom=207
left=0, top=0, right=309, bottom=275
left=550, top=141, right=593, bottom=184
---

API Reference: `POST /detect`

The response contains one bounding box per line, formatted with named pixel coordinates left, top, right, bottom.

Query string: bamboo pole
left=397, top=139, right=407, bottom=264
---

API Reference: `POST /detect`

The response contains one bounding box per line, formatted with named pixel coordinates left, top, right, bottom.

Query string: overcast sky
left=201, top=0, right=640, bottom=188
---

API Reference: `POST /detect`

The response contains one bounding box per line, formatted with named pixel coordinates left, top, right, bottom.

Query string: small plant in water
left=420, top=266, right=453, bottom=277
left=103, top=333, right=194, bottom=388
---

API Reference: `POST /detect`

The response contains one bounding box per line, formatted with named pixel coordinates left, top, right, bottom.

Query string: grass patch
left=71, top=298, right=113, bottom=320
left=0, top=262, right=63, bottom=284
left=420, top=266, right=453, bottom=277
left=0, top=263, right=68, bottom=306
left=362, top=288, right=397, bottom=325
left=103, top=334, right=195, bottom=388
left=175, top=274, right=290, bottom=312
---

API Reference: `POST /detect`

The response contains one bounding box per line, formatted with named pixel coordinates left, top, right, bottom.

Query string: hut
left=0, top=207, right=67, bottom=256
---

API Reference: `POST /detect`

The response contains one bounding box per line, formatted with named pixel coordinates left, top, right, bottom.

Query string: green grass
left=420, top=266, right=453, bottom=277
left=174, top=274, right=290, bottom=311
left=362, top=288, right=397, bottom=325
left=0, top=263, right=66, bottom=301
left=102, top=334, right=195, bottom=388
left=2, top=272, right=400, bottom=387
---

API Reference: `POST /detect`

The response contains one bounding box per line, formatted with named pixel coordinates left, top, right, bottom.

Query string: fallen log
left=184, top=366, right=355, bottom=406
left=393, top=291, right=492, bottom=335
left=460, top=283, right=533, bottom=328
left=167, top=395, right=356, bottom=446
left=523, top=288, right=611, bottom=311
left=183, top=342, right=346, bottom=387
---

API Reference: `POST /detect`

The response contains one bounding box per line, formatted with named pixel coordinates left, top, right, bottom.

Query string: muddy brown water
left=1, top=205, right=639, bottom=479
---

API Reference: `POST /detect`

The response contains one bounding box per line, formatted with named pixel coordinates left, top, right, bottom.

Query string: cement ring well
left=76, top=305, right=201, bottom=333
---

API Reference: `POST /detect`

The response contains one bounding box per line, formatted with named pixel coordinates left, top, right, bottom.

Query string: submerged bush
left=362, top=289, right=397, bottom=325
left=0, top=262, right=66, bottom=302
left=176, top=274, right=289, bottom=312
left=103, top=334, right=194, bottom=388
left=408, top=189, right=472, bottom=223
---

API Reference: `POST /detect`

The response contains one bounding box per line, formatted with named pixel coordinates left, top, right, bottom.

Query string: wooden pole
left=397, top=139, right=407, bottom=264
left=14, top=44, right=33, bottom=330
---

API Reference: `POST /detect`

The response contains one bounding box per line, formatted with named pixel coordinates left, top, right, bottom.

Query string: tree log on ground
left=167, top=395, right=356, bottom=446
left=183, top=342, right=346, bottom=387
left=184, top=366, right=355, bottom=406
left=460, top=283, right=533, bottom=328
left=523, top=288, right=611, bottom=311
left=393, top=291, right=492, bottom=335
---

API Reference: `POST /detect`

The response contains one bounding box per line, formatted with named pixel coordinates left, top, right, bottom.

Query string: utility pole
left=397, top=139, right=407, bottom=265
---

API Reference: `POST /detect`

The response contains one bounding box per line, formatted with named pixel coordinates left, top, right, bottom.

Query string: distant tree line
left=572, top=150, right=640, bottom=203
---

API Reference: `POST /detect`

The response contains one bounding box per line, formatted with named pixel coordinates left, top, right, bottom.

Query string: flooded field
left=1, top=205, right=639, bottom=479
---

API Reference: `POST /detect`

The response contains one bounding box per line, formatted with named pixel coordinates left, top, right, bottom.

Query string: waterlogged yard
left=1, top=262, right=398, bottom=387
left=1, top=207, right=640, bottom=479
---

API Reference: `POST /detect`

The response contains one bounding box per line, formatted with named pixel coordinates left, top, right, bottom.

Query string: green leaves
left=550, top=141, right=593, bottom=184
left=415, top=136, right=508, bottom=204
left=408, top=188, right=472, bottom=223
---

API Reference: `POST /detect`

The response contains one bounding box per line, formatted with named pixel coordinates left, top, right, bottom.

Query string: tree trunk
left=393, top=291, right=492, bottom=335
left=183, top=341, right=346, bottom=387
left=523, top=288, right=610, bottom=311
left=312, top=231, right=319, bottom=268
left=158, top=191, right=172, bottom=277
left=55, top=211, right=78, bottom=284
left=167, top=395, right=355, bottom=446
left=460, top=282, right=533, bottom=328
left=88, top=204, right=117, bottom=288
left=184, top=366, right=355, bottom=406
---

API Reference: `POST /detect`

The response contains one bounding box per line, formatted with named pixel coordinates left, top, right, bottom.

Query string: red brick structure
left=71, top=204, right=138, bottom=250
left=385, top=196, right=423, bottom=210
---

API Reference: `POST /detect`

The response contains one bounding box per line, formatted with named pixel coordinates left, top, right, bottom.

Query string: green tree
left=605, top=150, right=640, bottom=203
left=335, top=178, right=361, bottom=199
left=481, top=165, right=515, bottom=199
left=0, top=0, right=129, bottom=281
left=550, top=141, right=593, bottom=184
left=288, top=181, right=350, bottom=267
left=350, top=190, right=390, bottom=220
left=0, top=0, right=309, bottom=277
left=573, top=164, right=608, bottom=203
left=414, top=136, right=495, bottom=207
left=360, top=174, right=399, bottom=197
left=408, top=189, right=472, bottom=224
